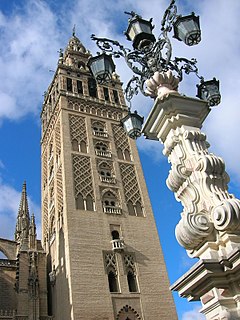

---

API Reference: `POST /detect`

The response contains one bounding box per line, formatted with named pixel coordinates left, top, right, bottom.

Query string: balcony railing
left=111, top=239, right=125, bottom=251
left=93, top=131, right=108, bottom=138
left=95, top=150, right=112, bottom=158
left=0, top=259, right=17, bottom=267
left=0, top=309, right=16, bottom=318
left=100, top=176, right=116, bottom=184
left=103, top=206, right=122, bottom=215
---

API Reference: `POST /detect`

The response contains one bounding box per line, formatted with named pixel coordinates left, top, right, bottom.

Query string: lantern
left=173, top=13, right=201, bottom=46
left=124, top=12, right=156, bottom=50
left=87, top=53, right=115, bottom=83
left=197, top=78, right=221, bottom=106
left=121, top=110, right=144, bottom=139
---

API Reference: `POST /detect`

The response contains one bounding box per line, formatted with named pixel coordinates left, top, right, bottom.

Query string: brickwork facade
left=40, top=34, right=177, bottom=319
left=0, top=33, right=177, bottom=320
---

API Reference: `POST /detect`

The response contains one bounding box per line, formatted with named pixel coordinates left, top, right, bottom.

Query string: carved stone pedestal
left=171, top=249, right=240, bottom=319
left=143, top=91, right=240, bottom=319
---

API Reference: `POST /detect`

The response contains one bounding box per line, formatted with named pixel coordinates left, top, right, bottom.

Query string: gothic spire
left=15, top=181, right=30, bottom=243
left=29, top=213, right=37, bottom=250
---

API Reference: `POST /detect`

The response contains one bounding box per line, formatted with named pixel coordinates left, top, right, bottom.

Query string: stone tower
left=40, top=32, right=177, bottom=320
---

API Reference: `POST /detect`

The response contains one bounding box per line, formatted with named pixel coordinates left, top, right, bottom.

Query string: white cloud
left=0, top=0, right=61, bottom=121
left=182, top=307, right=205, bottom=320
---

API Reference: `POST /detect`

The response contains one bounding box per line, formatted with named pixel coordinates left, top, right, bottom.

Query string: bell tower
left=40, top=32, right=177, bottom=319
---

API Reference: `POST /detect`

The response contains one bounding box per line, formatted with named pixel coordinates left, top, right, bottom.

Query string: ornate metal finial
left=124, top=11, right=141, bottom=19
left=58, top=48, right=63, bottom=57
left=72, top=24, right=76, bottom=37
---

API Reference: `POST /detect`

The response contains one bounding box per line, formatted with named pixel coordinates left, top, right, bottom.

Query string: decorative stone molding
left=175, top=212, right=213, bottom=250
left=143, top=93, right=240, bottom=258
left=212, top=199, right=240, bottom=232
left=145, top=70, right=180, bottom=99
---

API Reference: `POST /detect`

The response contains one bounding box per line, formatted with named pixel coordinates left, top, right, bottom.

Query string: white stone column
left=143, top=71, right=240, bottom=320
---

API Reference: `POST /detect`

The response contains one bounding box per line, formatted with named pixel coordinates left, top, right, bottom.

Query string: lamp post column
left=143, top=72, right=240, bottom=320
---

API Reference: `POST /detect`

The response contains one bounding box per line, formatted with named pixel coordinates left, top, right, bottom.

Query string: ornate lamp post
left=88, top=1, right=240, bottom=319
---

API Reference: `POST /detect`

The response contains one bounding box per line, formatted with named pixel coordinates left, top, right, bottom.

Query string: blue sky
left=0, top=0, right=240, bottom=319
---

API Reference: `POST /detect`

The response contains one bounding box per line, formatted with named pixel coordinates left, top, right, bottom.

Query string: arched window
left=135, top=201, right=143, bottom=217
left=72, top=139, right=79, bottom=151
left=88, top=78, right=97, bottom=98
left=95, top=142, right=111, bottom=157
left=80, top=140, right=87, bottom=153
left=117, top=148, right=124, bottom=160
left=124, top=149, right=131, bottom=161
left=127, top=201, right=135, bottom=216
left=77, top=61, right=85, bottom=69
left=96, top=142, right=107, bottom=152
left=76, top=193, right=84, bottom=210
left=102, top=191, right=121, bottom=214
left=92, top=121, right=107, bottom=137
left=103, top=87, right=109, bottom=101
left=67, top=78, right=73, bottom=92
left=77, top=80, right=83, bottom=94
left=98, top=162, right=114, bottom=182
left=86, top=195, right=94, bottom=211
left=111, top=230, right=120, bottom=240
left=108, top=270, right=119, bottom=292
left=127, top=270, right=138, bottom=292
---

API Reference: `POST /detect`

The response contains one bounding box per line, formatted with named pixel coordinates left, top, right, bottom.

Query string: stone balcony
left=100, top=176, right=116, bottom=184
left=111, top=239, right=125, bottom=251
left=93, top=131, right=108, bottom=138
left=103, top=206, right=122, bottom=215
left=95, top=150, right=112, bottom=158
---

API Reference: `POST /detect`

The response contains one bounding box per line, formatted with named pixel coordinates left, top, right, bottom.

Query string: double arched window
left=95, top=142, right=111, bottom=158
left=72, top=139, right=87, bottom=153
left=108, top=269, right=119, bottom=292
left=76, top=193, right=94, bottom=211
left=98, top=162, right=115, bottom=183
left=102, top=190, right=121, bottom=214
left=92, top=121, right=108, bottom=137
left=127, top=200, right=144, bottom=217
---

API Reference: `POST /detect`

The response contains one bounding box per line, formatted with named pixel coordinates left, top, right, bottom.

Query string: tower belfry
left=40, top=33, right=177, bottom=319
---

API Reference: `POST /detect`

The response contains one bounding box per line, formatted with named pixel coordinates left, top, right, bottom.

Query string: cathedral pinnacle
left=15, top=181, right=30, bottom=243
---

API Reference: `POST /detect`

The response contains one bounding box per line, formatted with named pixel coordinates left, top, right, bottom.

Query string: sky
left=0, top=0, right=240, bottom=319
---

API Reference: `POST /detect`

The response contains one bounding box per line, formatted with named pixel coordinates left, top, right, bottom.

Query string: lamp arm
left=125, top=75, right=148, bottom=102
left=166, top=57, right=200, bottom=81
left=161, top=0, right=178, bottom=33
left=91, top=34, right=130, bottom=58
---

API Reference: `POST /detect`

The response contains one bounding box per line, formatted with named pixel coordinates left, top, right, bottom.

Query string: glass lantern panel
left=90, top=58, right=105, bottom=78
left=105, top=58, right=114, bottom=74
left=123, top=117, right=134, bottom=133
left=128, top=26, right=136, bottom=41
left=177, top=20, right=197, bottom=39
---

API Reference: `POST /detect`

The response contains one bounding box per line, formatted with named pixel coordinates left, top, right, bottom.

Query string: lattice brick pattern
left=69, top=114, right=87, bottom=143
left=104, top=252, right=117, bottom=273
left=112, top=124, right=130, bottom=151
left=56, top=165, right=63, bottom=213
left=43, top=196, right=48, bottom=240
left=119, top=163, right=142, bottom=205
left=55, top=119, right=61, bottom=155
left=42, top=151, right=47, bottom=188
left=72, top=155, right=94, bottom=199
left=124, top=254, right=136, bottom=272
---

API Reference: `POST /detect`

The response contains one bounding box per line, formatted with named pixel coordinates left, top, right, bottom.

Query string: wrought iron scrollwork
left=91, top=0, right=204, bottom=103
